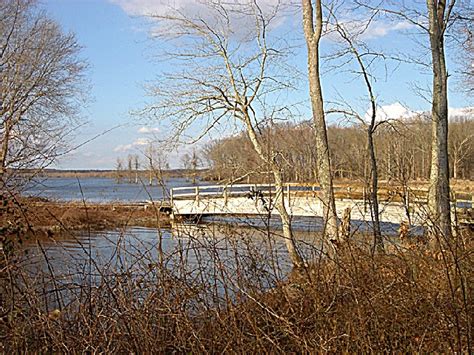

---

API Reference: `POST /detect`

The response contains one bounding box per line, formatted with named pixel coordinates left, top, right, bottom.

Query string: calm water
left=11, top=177, right=411, bottom=311
left=16, top=224, right=322, bottom=309
left=23, top=176, right=198, bottom=202
left=21, top=224, right=306, bottom=276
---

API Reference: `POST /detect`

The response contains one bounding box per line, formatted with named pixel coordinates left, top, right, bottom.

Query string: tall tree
left=0, top=0, right=86, bottom=185
left=327, top=12, right=386, bottom=251
left=301, top=0, right=339, bottom=246
left=356, top=0, right=473, bottom=240
left=142, top=1, right=304, bottom=267
left=115, top=157, right=124, bottom=183
left=127, top=154, right=133, bottom=183
left=145, top=143, right=168, bottom=186
left=426, top=0, right=453, bottom=239
left=133, top=154, right=140, bottom=184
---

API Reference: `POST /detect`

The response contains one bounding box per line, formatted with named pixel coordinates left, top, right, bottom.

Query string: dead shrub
left=1, top=211, right=472, bottom=353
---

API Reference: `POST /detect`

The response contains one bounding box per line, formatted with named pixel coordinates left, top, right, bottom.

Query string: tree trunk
left=367, top=130, right=383, bottom=251
left=302, top=0, right=339, bottom=244
left=453, top=157, right=458, bottom=180
left=243, top=113, right=304, bottom=268
left=0, top=118, right=12, bottom=180
left=427, top=0, right=452, bottom=240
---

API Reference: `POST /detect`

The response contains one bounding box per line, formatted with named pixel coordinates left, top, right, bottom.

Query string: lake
left=12, top=177, right=406, bottom=311
left=16, top=223, right=323, bottom=310
left=23, top=176, right=198, bottom=202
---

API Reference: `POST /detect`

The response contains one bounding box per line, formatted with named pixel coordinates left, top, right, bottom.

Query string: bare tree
left=205, top=115, right=474, bottom=183
left=115, top=157, right=124, bottom=183
left=354, top=0, right=472, bottom=240
left=425, top=0, right=455, bottom=239
left=141, top=2, right=304, bottom=267
left=301, top=0, right=339, bottom=246
left=145, top=143, right=168, bottom=186
left=133, top=154, right=140, bottom=184
left=127, top=154, right=133, bottom=183
left=181, top=149, right=200, bottom=183
left=324, top=8, right=390, bottom=252
left=181, top=153, right=191, bottom=170
left=449, top=115, right=474, bottom=179
left=0, top=0, right=87, bottom=186
left=191, top=150, right=199, bottom=184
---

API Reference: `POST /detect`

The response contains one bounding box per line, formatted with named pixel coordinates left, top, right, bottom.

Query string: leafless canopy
left=0, top=0, right=87, bottom=184
left=141, top=1, right=305, bottom=266
left=141, top=1, right=299, bottom=145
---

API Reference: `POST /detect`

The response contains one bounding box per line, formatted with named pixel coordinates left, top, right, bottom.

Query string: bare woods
left=204, top=116, right=474, bottom=183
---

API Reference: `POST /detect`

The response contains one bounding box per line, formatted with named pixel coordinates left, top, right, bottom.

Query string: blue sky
left=43, top=0, right=472, bottom=170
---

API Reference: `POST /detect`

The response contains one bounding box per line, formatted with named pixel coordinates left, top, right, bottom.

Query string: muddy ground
left=1, top=197, right=170, bottom=239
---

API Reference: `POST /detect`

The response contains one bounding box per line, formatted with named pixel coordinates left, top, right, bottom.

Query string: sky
left=42, top=0, right=472, bottom=170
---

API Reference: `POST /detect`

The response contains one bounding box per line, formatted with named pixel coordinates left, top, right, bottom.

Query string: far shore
left=16, top=168, right=207, bottom=180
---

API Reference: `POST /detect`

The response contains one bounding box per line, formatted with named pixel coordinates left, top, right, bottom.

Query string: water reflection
left=200, top=214, right=421, bottom=236
left=17, top=223, right=323, bottom=310
left=21, top=223, right=322, bottom=279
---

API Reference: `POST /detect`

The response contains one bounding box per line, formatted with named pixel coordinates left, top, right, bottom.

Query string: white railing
left=170, top=183, right=473, bottom=208
left=170, top=183, right=320, bottom=202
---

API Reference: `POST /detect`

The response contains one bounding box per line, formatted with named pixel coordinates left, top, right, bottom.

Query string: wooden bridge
left=169, top=183, right=474, bottom=226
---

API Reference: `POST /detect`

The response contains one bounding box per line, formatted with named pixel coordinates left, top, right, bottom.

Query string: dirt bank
left=1, top=196, right=170, bottom=239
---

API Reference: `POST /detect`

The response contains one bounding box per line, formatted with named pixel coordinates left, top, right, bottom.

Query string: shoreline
left=1, top=197, right=171, bottom=240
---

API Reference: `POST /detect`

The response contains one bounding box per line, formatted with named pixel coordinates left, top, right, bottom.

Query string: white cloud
left=362, top=20, right=413, bottom=40
left=365, top=102, right=473, bottom=123
left=110, top=0, right=412, bottom=43
left=113, top=137, right=151, bottom=152
left=134, top=137, right=151, bottom=145
left=109, top=0, right=297, bottom=38
left=113, top=144, right=133, bottom=153
left=324, top=19, right=414, bottom=42
left=109, top=0, right=288, bottom=17
left=371, top=102, right=418, bottom=121
left=109, top=0, right=190, bottom=17
left=138, top=126, right=160, bottom=134
left=449, top=107, right=473, bottom=118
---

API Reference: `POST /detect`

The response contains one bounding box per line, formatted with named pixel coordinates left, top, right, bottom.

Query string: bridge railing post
left=224, top=186, right=228, bottom=207
left=195, top=186, right=200, bottom=206
left=363, top=186, right=367, bottom=213
left=287, top=184, right=291, bottom=205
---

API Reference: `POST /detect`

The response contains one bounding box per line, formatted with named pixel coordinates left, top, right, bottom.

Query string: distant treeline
left=18, top=168, right=196, bottom=180
left=203, top=116, right=474, bottom=183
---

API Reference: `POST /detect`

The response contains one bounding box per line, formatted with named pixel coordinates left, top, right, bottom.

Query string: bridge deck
left=170, top=184, right=473, bottom=226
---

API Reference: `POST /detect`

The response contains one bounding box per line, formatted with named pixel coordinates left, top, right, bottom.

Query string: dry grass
left=0, top=191, right=472, bottom=352
left=0, top=196, right=170, bottom=239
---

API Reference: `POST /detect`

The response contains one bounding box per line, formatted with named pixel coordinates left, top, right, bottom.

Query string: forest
left=204, top=114, right=474, bottom=183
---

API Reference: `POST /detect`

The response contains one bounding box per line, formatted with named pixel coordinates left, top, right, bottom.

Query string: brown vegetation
left=0, top=196, right=170, bottom=239
left=0, top=225, right=471, bottom=352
